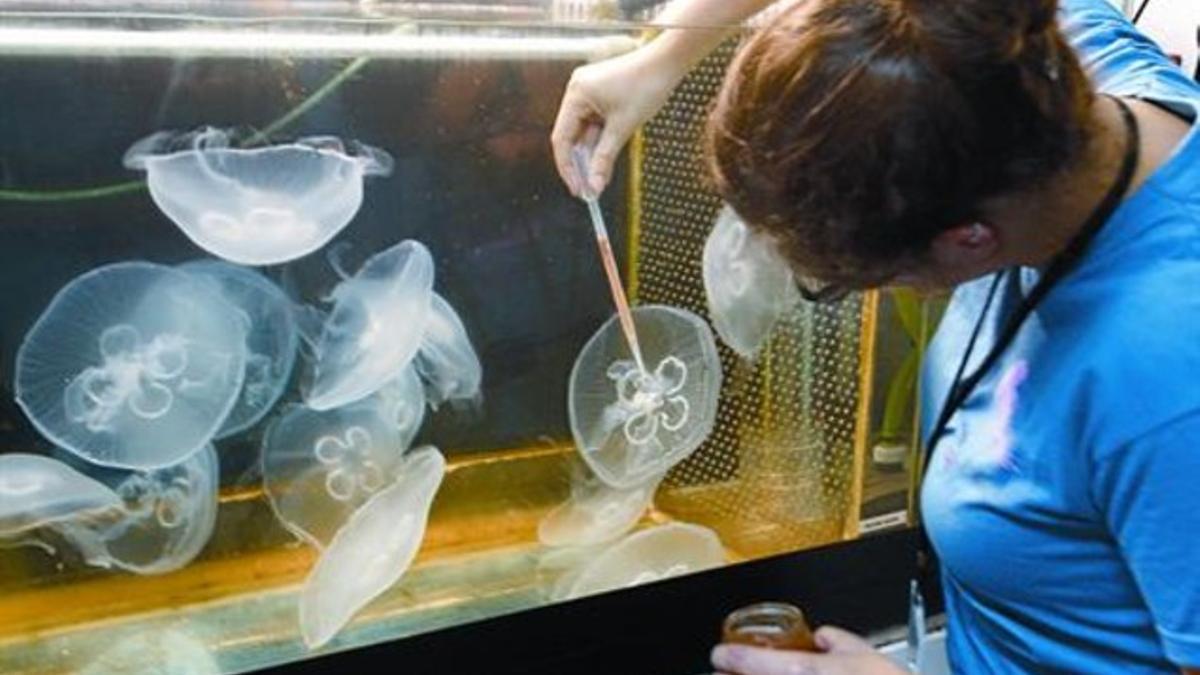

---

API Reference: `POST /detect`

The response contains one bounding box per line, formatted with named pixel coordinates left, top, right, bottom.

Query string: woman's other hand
left=712, top=626, right=910, bottom=675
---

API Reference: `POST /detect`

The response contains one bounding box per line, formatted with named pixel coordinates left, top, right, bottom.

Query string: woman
left=552, top=0, right=1200, bottom=673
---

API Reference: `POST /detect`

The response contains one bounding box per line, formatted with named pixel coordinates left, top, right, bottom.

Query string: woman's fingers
left=711, top=644, right=821, bottom=675
left=586, top=113, right=634, bottom=196
left=814, top=626, right=875, bottom=654
left=550, top=93, right=591, bottom=197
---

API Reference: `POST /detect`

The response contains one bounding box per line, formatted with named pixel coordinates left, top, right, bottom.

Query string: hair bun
left=1023, top=0, right=1058, bottom=35
left=929, top=0, right=1061, bottom=60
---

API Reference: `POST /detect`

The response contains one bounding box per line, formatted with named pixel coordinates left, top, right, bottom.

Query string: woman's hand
left=550, top=44, right=684, bottom=197
left=712, top=626, right=910, bottom=675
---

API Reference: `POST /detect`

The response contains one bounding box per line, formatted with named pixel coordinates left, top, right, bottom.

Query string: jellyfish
left=569, top=305, right=722, bottom=489
left=52, top=444, right=220, bottom=575
left=299, top=445, right=445, bottom=649
left=305, top=240, right=435, bottom=411
left=15, top=262, right=247, bottom=470
left=702, top=206, right=799, bottom=359
left=124, top=128, right=394, bottom=266
left=415, top=293, right=483, bottom=409
left=0, top=454, right=121, bottom=537
left=262, top=401, right=408, bottom=548
left=81, top=628, right=219, bottom=675
left=561, top=523, right=725, bottom=601
left=371, top=364, right=427, bottom=447
left=537, top=468, right=662, bottom=548
left=178, top=260, right=299, bottom=438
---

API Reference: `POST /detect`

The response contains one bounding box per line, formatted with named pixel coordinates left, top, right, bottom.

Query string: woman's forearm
left=645, top=0, right=779, bottom=79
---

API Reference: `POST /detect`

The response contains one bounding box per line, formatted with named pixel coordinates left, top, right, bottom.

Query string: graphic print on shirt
left=935, top=359, right=1041, bottom=506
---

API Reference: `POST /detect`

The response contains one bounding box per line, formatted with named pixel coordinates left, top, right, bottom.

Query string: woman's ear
left=930, top=222, right=1000, bottom=276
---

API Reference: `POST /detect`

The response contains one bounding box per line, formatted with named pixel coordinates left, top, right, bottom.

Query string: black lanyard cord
left=914, top=95, right=1141, bottom=578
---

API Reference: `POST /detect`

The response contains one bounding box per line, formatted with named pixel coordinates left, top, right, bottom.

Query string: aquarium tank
left=0, top=1, right=932, bottom=672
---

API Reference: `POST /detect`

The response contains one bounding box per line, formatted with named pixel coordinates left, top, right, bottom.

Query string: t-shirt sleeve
left=1060, top=0, right=1200, bottom=120
left=1092, top=411, right=1200, bottom=668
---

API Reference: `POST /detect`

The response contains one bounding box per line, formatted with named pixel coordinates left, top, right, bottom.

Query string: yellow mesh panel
left=630, top=39, right=872, bottom=559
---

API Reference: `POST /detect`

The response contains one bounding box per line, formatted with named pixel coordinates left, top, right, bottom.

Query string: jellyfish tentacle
left=191, top=128, right=241, bottom=187
left=325, top=241, right=357, bottom=282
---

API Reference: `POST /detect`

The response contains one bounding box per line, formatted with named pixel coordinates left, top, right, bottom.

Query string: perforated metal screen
left=630, top=38, right=871, bottom=559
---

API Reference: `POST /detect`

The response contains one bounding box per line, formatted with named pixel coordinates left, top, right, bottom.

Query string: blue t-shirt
left=920, top=1, right=1200, bottom=673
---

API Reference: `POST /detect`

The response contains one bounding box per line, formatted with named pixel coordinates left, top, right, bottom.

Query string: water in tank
left=0, top=2, right=919, bottom=671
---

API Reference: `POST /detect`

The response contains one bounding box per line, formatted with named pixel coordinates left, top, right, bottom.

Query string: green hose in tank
left=0, top=56, right=371, bottom=203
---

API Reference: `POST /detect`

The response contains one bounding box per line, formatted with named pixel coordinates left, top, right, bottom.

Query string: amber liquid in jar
left=721, top=602, right=818, bottom=652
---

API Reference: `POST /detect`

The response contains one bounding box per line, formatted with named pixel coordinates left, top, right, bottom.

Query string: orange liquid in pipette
left=595, top=232, right=646, bottom=374
left=573, top=144, right=647, bottom=373
left=583, top=196, right=647, bottom=374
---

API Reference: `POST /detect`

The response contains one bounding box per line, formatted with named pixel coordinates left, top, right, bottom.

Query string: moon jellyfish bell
left=561, top=523, right=725, bottom=601
left=305, top=240, right=435, bottom=411
left=372, top=364, right=427, bottom=446
left=703, top=206, right=799, bottom=359
left=537, top=470, right=662, bottom=548
left=415, top=293, right=483, bottom=409
left=569, top=305, right=722, bottom=489
left=81, top=628, right=219, bottom=675
left=0, top=454, right=121, bottom=537
left=262, top=402, right=407, bottom=548
left=300, top=445, right=445, bottom=649
left=53, top=444, right=220, bottom=575
left=15, top=262, right=247, bottom=470
left=178, top=260, right=299, bottom=438
left=124, top=128, right=393, bottom=266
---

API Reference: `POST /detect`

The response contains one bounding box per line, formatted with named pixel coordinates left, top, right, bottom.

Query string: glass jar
left=721, top=602, right=818, bottom=652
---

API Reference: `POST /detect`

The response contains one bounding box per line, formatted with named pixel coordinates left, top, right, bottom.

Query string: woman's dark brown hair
left=705, top=0, right=1095, bottom=288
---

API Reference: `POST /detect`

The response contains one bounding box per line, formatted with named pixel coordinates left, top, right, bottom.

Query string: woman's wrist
left=638, top=26, right=726, bottom=88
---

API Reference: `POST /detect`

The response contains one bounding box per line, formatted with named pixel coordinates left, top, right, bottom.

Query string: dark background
left=0, top=54, right=631, bottom=483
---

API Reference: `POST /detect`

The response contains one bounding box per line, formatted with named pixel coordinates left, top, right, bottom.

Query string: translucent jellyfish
left=415, top=293, right=483, bottom=409
left=306, top=240, right=435, bottom=411
left=124, top=128, right=394, bottom=266
left=702, top=206, right=799, bottom=359
left=53, top=444, right=220, bottom=574
left=562, top=523, right=725, bottom=601
left=82, top=628, right=219, bottom=675
left=371, top=364, right=427, bottom=446
left=179, top=260, right=299, bottom=438
left=0, top=454, right=121, bottom=536
left=300, top=446, right=445, bottom=649
left=262, top=402, right=407, bottom=548
left=569, top=305, right=722, bottom=489
left=15, top=262, right=247, bottom=470
left=538, top=470, right=661, bottom=548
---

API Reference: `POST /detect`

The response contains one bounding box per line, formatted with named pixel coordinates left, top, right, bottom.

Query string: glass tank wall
left=0, top=2, right=922, bottom=672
